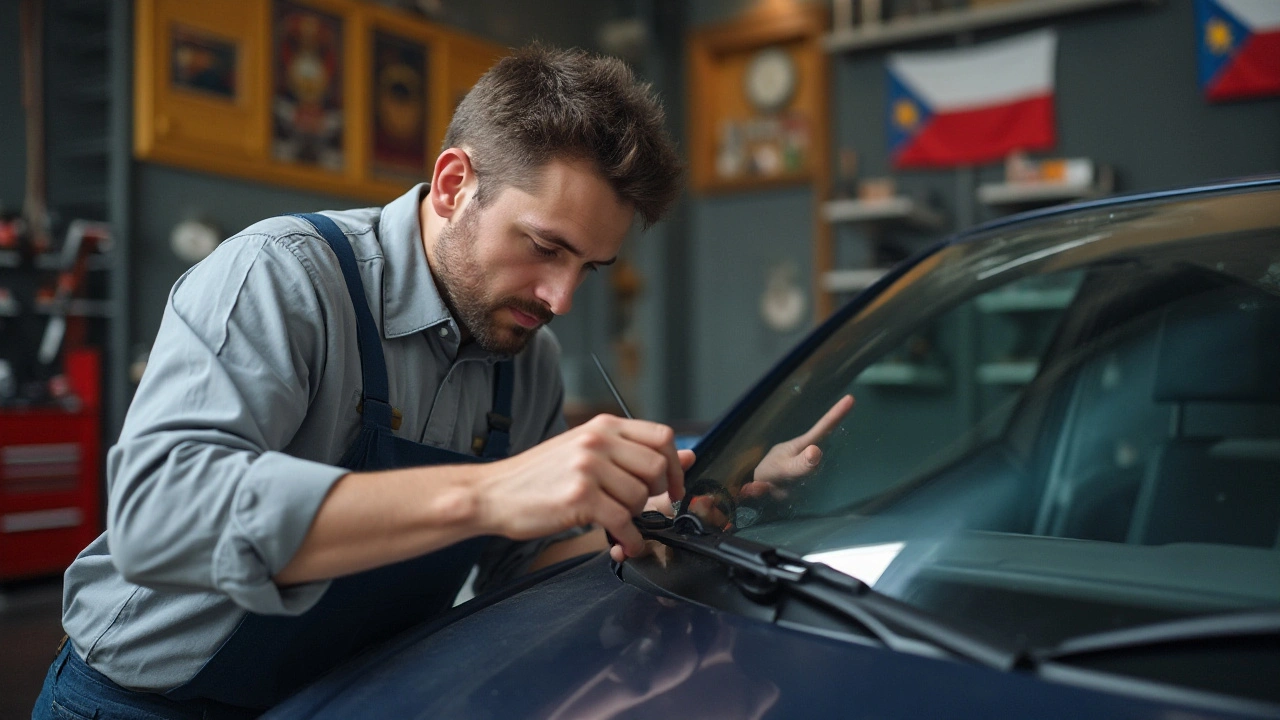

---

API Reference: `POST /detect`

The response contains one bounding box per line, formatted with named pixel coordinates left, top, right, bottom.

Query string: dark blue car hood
left=267, top=554, right=1266, bottom=719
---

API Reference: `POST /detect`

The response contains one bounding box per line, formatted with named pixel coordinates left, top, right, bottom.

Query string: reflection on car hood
left=265, top=555, right=1257, bottom=720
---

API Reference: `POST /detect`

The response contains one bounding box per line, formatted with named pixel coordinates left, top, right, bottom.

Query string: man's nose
left=535, top=272, right=576, bottom=316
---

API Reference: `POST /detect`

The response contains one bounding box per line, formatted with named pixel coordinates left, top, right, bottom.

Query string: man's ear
left=429, top=148, right=475, bottom=221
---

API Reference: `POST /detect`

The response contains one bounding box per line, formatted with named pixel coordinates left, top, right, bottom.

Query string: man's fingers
left=644, top=492, right=675, bottom=516
left=603, top=435, right=673, bottom=500
left=678, top=449, right=696, bottom=471
left=802, top=444, right=822, bottom=468
left=617, top=419, right=686, bottom=501
left=601, top=509, right=645, bottom=557
left=797, top=394, right=855, bottom=447
left=595, top=460, right=653, bottom=515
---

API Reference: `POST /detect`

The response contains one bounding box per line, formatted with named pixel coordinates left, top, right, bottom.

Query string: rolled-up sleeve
left=107, top=233, right=345, bottom=615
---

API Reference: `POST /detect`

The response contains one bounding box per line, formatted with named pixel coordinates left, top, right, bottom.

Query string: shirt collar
left=378, top=183, right=452, bottom=340
left=376, top=183, right=510, bottom=362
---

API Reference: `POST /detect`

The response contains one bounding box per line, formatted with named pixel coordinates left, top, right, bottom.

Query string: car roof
left=946, top=174, right=1280, bottom=247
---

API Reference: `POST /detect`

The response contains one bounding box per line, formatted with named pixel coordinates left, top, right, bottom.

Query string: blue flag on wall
left=1196, top=0, right=1280, bottom=101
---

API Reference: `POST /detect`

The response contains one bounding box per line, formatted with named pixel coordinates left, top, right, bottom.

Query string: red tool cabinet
left=0, top=349, right=103, bottom=580
left=0, top=407, right=101, bottom=580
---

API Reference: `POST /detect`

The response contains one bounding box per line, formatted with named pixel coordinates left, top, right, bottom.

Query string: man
left=34, top=42, right=851, bottom=719
left=34, top=45, right=688, bottom=719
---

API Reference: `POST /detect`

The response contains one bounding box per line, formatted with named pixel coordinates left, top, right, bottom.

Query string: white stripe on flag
left=1216, top=0, right=1280, bottom=30
left=888, top=29, right=1057, bottom=111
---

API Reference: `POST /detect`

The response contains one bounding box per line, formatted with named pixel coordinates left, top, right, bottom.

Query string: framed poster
left=272, top=0, right=344, bottom=171
left=135, top=0, right=266, bottom=164
left=371, top=31, right=428, bottom=180
left=136, top=0, right=505, bottom=202
left=170, top=26, right=238, bottom=100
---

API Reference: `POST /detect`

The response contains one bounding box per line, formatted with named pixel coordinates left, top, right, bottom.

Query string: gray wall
left=690, top=188, right=816, bottom=419
left=1, top=2, right=28, bottom=215
left=683, top=0, right=1280, bottom=423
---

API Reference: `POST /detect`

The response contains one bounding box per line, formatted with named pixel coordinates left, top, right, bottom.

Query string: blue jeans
left=32, top=641, right=258, bottom=720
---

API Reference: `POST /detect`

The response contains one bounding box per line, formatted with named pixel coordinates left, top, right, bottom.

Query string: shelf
left=822, top=268, right=888, bottom=293
left=977, top=361, right=1039, bottom=385
left=857, top=363, right=948, bottom=387
left=34, top=253, right=111, bottom=272
left=0, top=251, right=111, bottom=271
left=824, top=0, right=1156, bottom=53
left=34, top=299, right=113, bottom=318
left=977, top=180, right=1108, bottom=206
left=822, top=197, right=945, bottom=230
left=976, top=288, right=1075, bottom=313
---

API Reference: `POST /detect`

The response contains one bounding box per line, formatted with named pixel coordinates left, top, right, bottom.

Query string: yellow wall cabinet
left=135, top=0, right=505, bottom=202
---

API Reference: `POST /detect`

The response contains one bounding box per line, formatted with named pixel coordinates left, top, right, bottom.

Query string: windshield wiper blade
left=632, top=512, right=1026, bottom=671
left=1038, top=610, right=1280, bottom=663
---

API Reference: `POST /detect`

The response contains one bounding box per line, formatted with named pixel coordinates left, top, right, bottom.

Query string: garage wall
left=683, top=0, right=1280, bottom=423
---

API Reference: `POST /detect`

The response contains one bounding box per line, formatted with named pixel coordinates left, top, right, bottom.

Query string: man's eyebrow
left=524, top=222, right=617, bottom=266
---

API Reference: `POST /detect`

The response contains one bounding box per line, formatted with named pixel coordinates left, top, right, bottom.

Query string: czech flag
left=1196, top=0, right=1280, bottom=102
left=888, top=30, right=1057, bottom=169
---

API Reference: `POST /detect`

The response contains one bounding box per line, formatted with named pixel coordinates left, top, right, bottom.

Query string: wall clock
left=744, top=46, right=798, bottom=113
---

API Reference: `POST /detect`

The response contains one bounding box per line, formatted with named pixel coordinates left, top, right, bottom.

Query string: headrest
left=1154, top=287, right=1280, bottom=403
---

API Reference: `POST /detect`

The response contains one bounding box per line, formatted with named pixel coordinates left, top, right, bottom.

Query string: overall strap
left=293, top=213, right=394, bottom=430
left=482, top=360, right=514, bottom=458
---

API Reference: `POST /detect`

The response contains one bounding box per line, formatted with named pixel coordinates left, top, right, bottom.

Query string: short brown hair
left=443, top=44, right=682, bottom=229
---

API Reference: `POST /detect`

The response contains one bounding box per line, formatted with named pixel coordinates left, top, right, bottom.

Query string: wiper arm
left=631, top=512, right=1026, bottom=671
left=1038, top=609, right=1280, bottom=663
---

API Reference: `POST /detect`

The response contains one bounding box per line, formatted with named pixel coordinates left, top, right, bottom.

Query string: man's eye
left=530, top=240, right=557, bottom=258
left=583, top=263, right=599, bottom=274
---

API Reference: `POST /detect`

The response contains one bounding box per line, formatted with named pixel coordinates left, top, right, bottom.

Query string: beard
left=432, top=203, right=554, bottom=355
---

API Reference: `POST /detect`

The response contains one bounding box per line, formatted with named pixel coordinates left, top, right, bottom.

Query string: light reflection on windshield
left=804, top=542, right=905, bottom=587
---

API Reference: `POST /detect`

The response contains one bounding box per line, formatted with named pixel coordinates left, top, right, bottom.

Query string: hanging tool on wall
left=37, top=221, right=111, bottom=365
left=20, top=0, right=51, bottom=254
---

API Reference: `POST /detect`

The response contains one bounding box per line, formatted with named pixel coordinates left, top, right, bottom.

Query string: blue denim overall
left=166, top=213, right=515, bottom=709
left=35, top=213, right=515, bottom=718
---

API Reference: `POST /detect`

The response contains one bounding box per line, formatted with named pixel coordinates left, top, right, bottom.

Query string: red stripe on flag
left=894, top=94, right=1056, bottom=169
left=1207, top=31, right=1280, bottom=101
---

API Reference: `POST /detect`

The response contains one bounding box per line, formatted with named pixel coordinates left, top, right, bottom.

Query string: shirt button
left=438, top=326, right=449, bottom=338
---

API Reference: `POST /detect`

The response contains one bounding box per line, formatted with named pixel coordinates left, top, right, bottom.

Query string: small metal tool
left=591, top=352, right=633, bottom=419
left=591, top=351, right=636, bottom=552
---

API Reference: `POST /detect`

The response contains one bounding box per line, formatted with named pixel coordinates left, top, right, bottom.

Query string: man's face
left=431, top=158, right=634, bottom=354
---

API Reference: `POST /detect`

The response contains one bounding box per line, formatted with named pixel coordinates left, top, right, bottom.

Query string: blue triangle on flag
left=1196, top=0, right=1251, bottom=91
left=885, top=67, right=933, bottom=158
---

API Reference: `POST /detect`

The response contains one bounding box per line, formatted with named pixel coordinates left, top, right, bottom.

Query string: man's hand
left=740, top=394, right=854, bottom=500
left=607, top=450, right=695, bottom=564
left=477, top=414, right=687, bottom=559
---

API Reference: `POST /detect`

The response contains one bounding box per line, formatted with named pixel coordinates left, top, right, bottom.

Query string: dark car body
left=269, top=177, right=1280, bottom=720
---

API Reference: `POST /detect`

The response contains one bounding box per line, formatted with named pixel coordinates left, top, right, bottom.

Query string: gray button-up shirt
left=62, top=184, right=567, bottom=691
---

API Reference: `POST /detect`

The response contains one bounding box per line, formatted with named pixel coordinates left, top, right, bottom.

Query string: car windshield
left=681, top=184, right=1280, bottom=650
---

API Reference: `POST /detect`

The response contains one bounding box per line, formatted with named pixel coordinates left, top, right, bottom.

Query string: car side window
left=1035, top=315, right=1169, bottom=541
left=1038, top=275, right=1280, bottom=547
